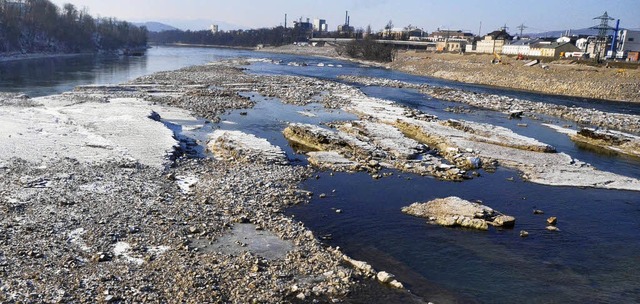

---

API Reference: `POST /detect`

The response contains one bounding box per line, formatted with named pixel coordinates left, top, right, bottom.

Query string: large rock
left=402, top=196, right=515, bottom=231
left=376, top=271, right=396, bottom=284
left=208, top=130, right=288, bottom=165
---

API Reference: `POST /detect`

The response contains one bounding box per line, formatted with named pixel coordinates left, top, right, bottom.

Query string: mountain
left=154, top=19, right=248, bottom=31
left=134, top=22, right=179, bottom=32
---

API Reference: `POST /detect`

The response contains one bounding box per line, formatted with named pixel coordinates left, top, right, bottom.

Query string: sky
left=49, top=0, right=640, bottom=34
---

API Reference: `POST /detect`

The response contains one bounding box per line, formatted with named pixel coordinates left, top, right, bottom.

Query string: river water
left=2, top=46, right=639, bottom=303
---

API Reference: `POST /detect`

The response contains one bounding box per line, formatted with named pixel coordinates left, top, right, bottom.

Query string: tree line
left=148, top=26, right=304, bottom=48
left=150, top=26, right=396, bottom=62
left=0, top=0, right=147, bottom=54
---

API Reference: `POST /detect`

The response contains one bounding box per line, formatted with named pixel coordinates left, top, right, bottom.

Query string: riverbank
left=259, top=45, right=640, bottom=103
left=0, top=52, right=94, bottom=63
left=164, top=42, right=256, bottom=50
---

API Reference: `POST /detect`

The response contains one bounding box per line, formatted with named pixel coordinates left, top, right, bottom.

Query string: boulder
left=376, top=271, right=396, bottom=284
left=493, top=215, right=516, bottom=228
left=389, top=280, right=404, bottom=289
left=402, top=196, right=515, bottom=231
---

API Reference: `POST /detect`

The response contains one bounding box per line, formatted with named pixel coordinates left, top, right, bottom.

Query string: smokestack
left=345, top=11, right=348, bottom=25
left=285, top=13, right=287, bottom=28
left=348, top=16, right=350, bottom=26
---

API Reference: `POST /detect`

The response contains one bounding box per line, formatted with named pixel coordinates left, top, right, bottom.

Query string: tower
left=516, top=24, right=528, bottom=38
left=590, top=11, right=614, bottom=62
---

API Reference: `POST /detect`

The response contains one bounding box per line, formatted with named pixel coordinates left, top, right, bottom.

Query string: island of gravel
left=2, top=56, right=640, bottom=303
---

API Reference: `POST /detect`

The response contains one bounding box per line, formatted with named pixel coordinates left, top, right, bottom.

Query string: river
left=2, top=46, right=639, bottom=303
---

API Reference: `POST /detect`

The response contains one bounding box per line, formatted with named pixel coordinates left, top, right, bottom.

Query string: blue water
left=2, top=46, right=640, bottom=303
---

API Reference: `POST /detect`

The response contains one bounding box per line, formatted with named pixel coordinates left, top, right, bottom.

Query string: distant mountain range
left=525, top=28, right=607, bottom=38
left=135, top=20, right=247, bottom=32
left=135, top=22, right=179, bottom=32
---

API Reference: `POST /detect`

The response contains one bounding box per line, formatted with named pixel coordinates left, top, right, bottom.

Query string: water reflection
left=0, top=54, right=148, bottom=96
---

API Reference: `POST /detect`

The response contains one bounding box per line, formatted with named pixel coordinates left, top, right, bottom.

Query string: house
left=474, top=29, right=513, bottom=54
left=502, top=38, right=540, bottom=56
left=530, top=42, right=580, bottom=58
left=436, top=40, right=467, bottom=52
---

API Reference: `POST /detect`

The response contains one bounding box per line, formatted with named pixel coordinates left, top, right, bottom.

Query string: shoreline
left=160, top=42, right=257, bottom=51
left=257, top=45, right=640, bottom=104
left=0, top=52, right=95, bottom=63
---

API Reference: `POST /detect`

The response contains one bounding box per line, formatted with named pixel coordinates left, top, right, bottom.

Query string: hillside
left=134, top=22, right=178, bottom=32
left=0, top=0, right=147, bottom=54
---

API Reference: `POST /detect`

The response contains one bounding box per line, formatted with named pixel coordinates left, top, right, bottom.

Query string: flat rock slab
left=209, top=130, right=288, bottom=165
left=307, top=151, right=360, bottom=171
left=0, top=97, right=187, bottom=169
left=402, top=196, right=515, bottom=231
left=194, top=223, right=295, bottom=260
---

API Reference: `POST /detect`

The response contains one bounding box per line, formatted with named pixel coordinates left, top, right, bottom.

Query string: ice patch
left=113, top=242, right=144, bottom=265
left=176, top=175, right=199, bottom=194
left=68, top=228, right=91, bottom=252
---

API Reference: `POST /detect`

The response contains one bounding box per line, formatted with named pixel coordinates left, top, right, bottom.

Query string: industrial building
left=313, top=19, right=328, bottom=32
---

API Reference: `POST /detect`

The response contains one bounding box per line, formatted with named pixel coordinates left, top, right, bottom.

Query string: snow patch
left=113, top=242, right=144, bottom=265
left=176, top=175, right=199, bottom=194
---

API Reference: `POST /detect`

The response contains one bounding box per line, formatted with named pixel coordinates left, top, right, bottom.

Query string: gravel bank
left=260, top=45, right=640, bottom=103
left=391, top=51, right=640, bottom=103
left=339, top=75, right=640, bottom=135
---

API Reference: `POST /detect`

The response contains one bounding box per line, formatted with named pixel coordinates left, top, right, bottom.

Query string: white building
left=502, top=38, right=541, bottom=56
left=210, top=24, right=219, bottom=34
left=313, top=19, right=328, bottom=32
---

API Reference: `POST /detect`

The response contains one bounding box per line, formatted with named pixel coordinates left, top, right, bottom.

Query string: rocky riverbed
left=2, top=55, right=639, bottom=303
left=0, top=62, right=423, bottom=303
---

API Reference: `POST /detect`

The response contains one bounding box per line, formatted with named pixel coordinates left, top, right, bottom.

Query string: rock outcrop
left=402, top=196, right=516, bottom=231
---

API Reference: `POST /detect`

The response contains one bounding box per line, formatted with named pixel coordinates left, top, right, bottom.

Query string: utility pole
left=590, top=11, right=614, bottom=63
left=517, top=24, right=528, bottom=37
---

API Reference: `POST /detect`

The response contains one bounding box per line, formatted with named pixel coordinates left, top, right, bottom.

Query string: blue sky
left=50, top=0, right=640, bottom=33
